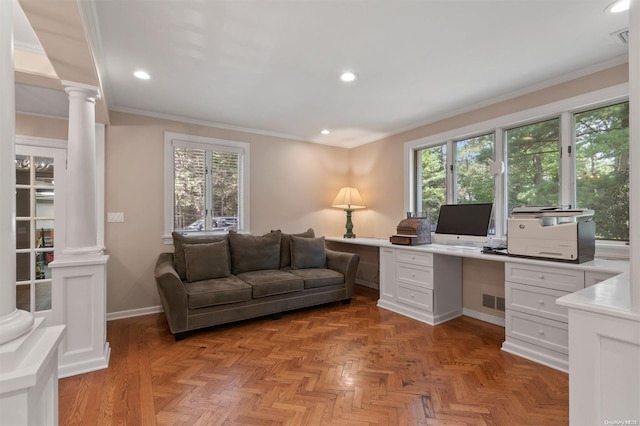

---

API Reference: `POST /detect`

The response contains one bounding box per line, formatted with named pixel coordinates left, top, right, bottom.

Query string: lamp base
left=343, top=208, right=356, bottom=239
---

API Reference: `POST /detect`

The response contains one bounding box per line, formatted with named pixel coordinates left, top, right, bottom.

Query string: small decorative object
left=390, top=212, right=432, bottom=245
left=332, top=187, right=365, bottom=238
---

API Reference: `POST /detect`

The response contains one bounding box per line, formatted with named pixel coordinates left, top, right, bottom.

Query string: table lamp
left=332, top=187, right=365, bottom=238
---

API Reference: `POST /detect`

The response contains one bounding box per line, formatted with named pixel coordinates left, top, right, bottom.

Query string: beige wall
left=105, top=112, right=351, bottom=313
left=15, top=63, right=628, bottom=316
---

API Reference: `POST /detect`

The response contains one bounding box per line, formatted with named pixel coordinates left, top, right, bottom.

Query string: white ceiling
left=15, top=0, right=629, bottom=148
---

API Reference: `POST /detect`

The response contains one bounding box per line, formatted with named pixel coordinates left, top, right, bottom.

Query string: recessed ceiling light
left=134, top=70, right=151, bottom=80
left=339, top=71, right=358, bottom=82
left=321, top=129, right=330, bottom=135
left=605, top=0, right=629, bottom=14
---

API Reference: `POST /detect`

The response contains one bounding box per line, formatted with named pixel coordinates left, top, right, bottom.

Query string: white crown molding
left=388, top=55, right=630, bottom=141
left=15, top=109, right=69, bottom=121
left=110, top=105, right=322, bottom=145
left=13, top=40, right=45, bottom=56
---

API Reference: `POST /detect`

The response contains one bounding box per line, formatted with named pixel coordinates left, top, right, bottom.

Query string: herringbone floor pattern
left=59, top=286, right=568, bottom=425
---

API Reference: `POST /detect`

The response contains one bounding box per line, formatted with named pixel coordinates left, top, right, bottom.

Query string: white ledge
left=556, top=273, right=640, bottom=322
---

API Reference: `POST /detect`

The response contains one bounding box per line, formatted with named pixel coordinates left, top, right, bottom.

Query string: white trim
left=394, top=56, right=629, bottom=140
left=120, top=106, right=309, bottom=144
left=463, top=308, right=506, bottom=327
left=13, top=40, right=46, bottom=56
left=405, top=83, right=629, bottom=153
left=15, top=135, right=67, bottom=149
left=163, top=132, right=250, bottom=240
left=106, top=305, right=163, bottom=321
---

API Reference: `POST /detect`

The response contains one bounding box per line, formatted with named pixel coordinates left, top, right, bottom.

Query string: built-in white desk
left=326, top=237, right=629, bottom=373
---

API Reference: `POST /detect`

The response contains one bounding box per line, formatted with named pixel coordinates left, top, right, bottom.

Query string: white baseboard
left=463, top=308, right=505, bottom=327
left=107, top=305, right=163, bottom=321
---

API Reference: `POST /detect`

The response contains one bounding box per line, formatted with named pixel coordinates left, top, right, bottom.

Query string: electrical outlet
left=107, top=212, right=125, bottom=223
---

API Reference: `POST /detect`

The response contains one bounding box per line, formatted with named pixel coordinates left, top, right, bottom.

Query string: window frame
left=163, top=132, right=250, bottom=243
left=405, top=83, right=629, bottom=257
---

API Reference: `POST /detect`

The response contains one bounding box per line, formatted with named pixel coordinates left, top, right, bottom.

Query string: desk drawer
left=505, top=263, right=584, bottom=292
left=396, top=250, right=433, bottom=267
left=506, top=311, right=568, bottom=355
left=506, top=282, right=569, bottom=323
left=397, top=284, right=433, bottom=312
left=396, top=264, right=433, bottom=289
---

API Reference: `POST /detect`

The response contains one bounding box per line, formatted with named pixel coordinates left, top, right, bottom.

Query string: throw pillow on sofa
left=272, top=228, right=315, bottom=268
left=229, top=230, right=281, bottom=274
left=183, top=241, right=230, bottom=282
left=172, top=232, right=229, bottom=280
left=290, top=235, right=326, bottom=269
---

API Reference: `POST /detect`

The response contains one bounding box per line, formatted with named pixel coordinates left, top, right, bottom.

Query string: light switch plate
left=107, top=212, right=124, bottom=223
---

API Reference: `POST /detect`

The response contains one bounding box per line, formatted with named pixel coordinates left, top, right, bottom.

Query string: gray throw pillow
left=229, top=230, right=281, bottom=274
left=274, top=228, right=315, bottom=268
left=183, top=241, right=230, bottom=282
left=290, top=236, right=326, bottom=269
left=172, top=232, right=229, bottom=280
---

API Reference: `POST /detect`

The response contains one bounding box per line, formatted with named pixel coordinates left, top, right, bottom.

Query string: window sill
left=595, top=241, right=630, bottom=260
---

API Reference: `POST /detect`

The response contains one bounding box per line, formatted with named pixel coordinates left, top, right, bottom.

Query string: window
left=575, top=102, right=629, bottom=241
left=406, top=84, right=629, bottom=249
left=455, top=134, right=494, bottom=204
left=506, top=118, right=560, bottom=213
left=164, top=132, right=249, bottom=239
left=415, top=143, right=446, bottom=225
left=415, top=133, right=494, bottom=226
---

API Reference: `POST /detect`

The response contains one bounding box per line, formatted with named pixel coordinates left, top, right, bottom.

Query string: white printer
left=507, top=207, right=595, bottom=263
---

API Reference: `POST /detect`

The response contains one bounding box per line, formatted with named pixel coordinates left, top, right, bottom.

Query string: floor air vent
left=482, top=294, right=496, bottom=309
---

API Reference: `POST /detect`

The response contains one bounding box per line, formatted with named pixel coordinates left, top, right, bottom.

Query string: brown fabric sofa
left=154, top=229, right=359, bottom=340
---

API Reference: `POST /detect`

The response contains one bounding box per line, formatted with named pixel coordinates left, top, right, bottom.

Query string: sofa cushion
left=229, top=230, right=281, bottom=274
left=290, top=268, right=345, bottom=289
left=236, top=270, right=304, bottom=298
left=291, top=236, right=326, bottom=269
left=184, top=275, right=252, bottom=309
left=183, top=241, right=230, bottom=282
left=172, top=232, right=229, bottom=280
left=274, top=228, right=315, bottom=268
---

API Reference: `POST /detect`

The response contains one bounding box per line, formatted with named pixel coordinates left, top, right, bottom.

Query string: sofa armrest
left=154, top=253, right=188, bottom=334
left=326, top=249, right=359, bottom=298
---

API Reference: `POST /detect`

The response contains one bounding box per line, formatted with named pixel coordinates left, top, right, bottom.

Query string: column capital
left=61, top=80, right=101, bottom=100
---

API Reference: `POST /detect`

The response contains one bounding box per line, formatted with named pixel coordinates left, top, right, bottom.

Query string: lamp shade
left=332, top=187, right=365, bottom=209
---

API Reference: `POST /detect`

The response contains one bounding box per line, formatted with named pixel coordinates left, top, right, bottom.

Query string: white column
left=61, top=82, right=102, bottom=256
left=49, top=81, right=110, bottom=377
left=0, top=0, right=33, bottom=345
left=1, top=2, right=65, bottom=424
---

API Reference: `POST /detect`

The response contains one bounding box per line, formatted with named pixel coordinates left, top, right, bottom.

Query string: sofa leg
left=342, top=298, right=352, bottom=305
left=271, top=313, right=282, bottom=320
left=174, top=332, right=188, bottom=341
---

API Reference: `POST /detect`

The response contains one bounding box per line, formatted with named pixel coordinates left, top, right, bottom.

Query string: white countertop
left=325, top=236, right=629, bottom=275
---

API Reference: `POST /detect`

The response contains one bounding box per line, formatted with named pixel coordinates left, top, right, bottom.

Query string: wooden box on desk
left=390, top=217, right=431, bottom=245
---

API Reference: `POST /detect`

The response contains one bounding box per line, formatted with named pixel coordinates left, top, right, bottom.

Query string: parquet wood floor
left=59, top=286, right=568, bottom=425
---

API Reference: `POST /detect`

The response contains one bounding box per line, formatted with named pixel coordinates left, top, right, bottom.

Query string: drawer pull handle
left=411, top=273, right=416, bottom=278
left=411, top=293, right=415, bottom=299
left=538, top=274, right=545, bottom=280
left=538, top=330, right=545, bottom=336
left=538, top=300, right=545, bottom=305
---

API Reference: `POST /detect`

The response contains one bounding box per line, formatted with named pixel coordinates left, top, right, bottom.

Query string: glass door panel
left=15, top=145, right=65, bottom=324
